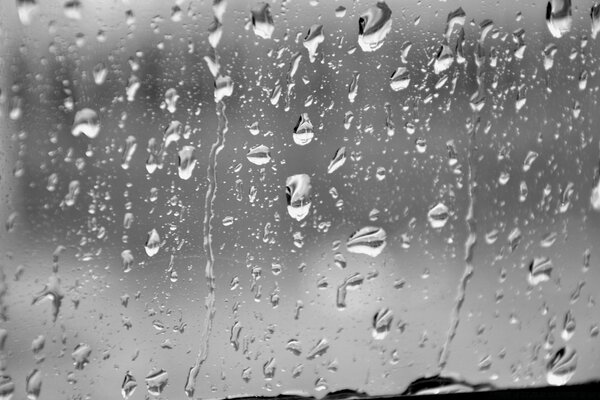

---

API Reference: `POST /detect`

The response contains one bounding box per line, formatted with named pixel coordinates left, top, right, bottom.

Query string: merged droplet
left=303, top=25, right=324, bottom=63
left=358, top=2, right=393, bottom=52
left=546, top=0, right=572, bottom=38
left=72, top=108, right=100, bottom=138
left=546, top=346, right=577, bottom=386
left=286, top=174, right=312, bottom=221
left=434, top=42, right=454, bottom=74
left=346, top=226, right=387, bottom=257
left=592, top=3, right=600, bottom=39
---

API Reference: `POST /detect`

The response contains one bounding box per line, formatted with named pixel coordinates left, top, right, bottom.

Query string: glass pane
left=0, top=0, right=598, bottom=398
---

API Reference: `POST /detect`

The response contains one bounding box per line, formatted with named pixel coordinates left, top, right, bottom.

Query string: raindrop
left=373, top=308, right=393, bottom=339
left=427, top=203, right=449, bottom=229
left=293, top=113, right=315, bottom=146
left=286, top=174, right=312, bottom=221
left=71, top=343, right=92, bottom=370
left=358, top=2, right=393, bottom=52
left=246, top=145, right=271, bottom=165
left=303, top=25, right=324, bottom=62
left=145, top=369, right=168, bottom=396
left=72, top=108, right=100, bottom=138
left=145, top=229, right=161, bottom=257
left=346, top=226, right=387, bottom=257
left=546, top=0, right=572, bottom=38
left=547, top=346, right=577, bottom=386
left=251, top=3, right=274, bottom=39
left=178, top=146, right=197, bottom=180
left=121, top=371, right=137, bottom=400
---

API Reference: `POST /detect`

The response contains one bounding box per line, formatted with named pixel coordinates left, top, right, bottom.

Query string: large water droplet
left=71, top=343, right=92, bottom=370
left=25, top=369, right=42, bottom=400
left=251, top=3, right=274, bottom=39
left=346, top=226, right=387, bottom=257
left=286, top=174, right=311, bottom=221
left=528, top=257, right=552, bottom=285
left=427, top=203, right=450, bottom=229
left=121, top=371, right=137, bottom=399
left=293, top=113, right=314, bottom=146
left=546, top=346, right=577, bottom=386
left=145, top=229, right=161, bottom=257
left=358, top=2, right=393, bottom=52
left=390, top=67, right=410, bottom=91
left=145, top=369, right=168, bottom=396
left=246, top=145, right=271, bottom=165
left=72, top=108, right=100, bottom=138
left=546, top=0, right=572, bottom=38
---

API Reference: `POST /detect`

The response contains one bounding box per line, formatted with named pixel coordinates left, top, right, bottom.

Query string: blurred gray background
left=0, top=0, right=599, bottom=399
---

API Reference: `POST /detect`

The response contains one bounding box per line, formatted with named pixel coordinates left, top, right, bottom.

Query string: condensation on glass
left=0, top=0, right=599, bottom=399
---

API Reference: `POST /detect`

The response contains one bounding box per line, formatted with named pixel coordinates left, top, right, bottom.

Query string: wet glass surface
left=0, top=0, right=599, bottom=398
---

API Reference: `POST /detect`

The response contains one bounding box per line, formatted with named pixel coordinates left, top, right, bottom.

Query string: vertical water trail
left=185, top=1, right=228, bottom=397
left=438, top=24, right=489, bottom=371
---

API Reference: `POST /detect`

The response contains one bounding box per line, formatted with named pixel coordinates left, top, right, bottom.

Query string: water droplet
left=427, top=203, right=449, bottom=229
left=25, top=369, right=42, bottom=400
left=528, top=257, right=552, bottom=286
left=346, top=226, right=387, bottom=257
left=178, top=146, right=197, bottom=180
left=263, top=358, right=276, bottom=380
left=164, top=88, right=179, bottom=113
left=145, top=369, right=168, bottom=396
left=336, top=273, right=364, bottom=309
left=390, top=67, right=410, bottom=91
left=546, top=346, right=577, bottom=386
left=247, top=144, right=271, bottom=165
left=348, top=72, right=359, bottom=103
left=303, top=25, right=324, bottom=63
left=286, top=339, right=302, bottom=356
left=358, top=2, right=393, bottom=52
left=251, top=3, right=274, bottom=39
left=145, top=229, right=161, bottom=257
left=93, top=62, right=107, bottom=85
left=121, top=371, right=137, bottom=400
left=71, top=343, right=92, bottom=370
left=293, top=113, right=314, bottom=146
left=121, top=250, right=134, bottom=273
left=327, top=146, right=346, bottom=174
left=546, top=0, right=572, bottom=38
left=592, top=3, right=600, bottom=39
left=373, top=308, right=393, bottom=339
left=121, top=135, right=137, bottom=170
left=214, top=74, right=234, bottom=103
left=562, top=310, right=576, bottom=341
left=306, top=338, right=329, bottom=360
left=72, top=108, right=100, bottom=138
left=0, top=375, right=15, bottom=400
left=434, top=42, right=454, bottom=74
left=591, top=180, right=600, bottom=211
left=286, top=174, right=311, bottom=221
